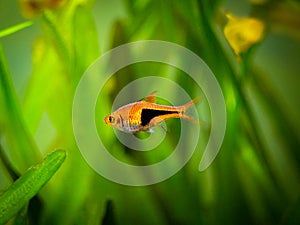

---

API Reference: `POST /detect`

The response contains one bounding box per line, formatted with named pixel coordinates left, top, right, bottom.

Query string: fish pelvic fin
left=148, top=128, right=155, bottom=134
left=180, top=98, right=203, bottom=125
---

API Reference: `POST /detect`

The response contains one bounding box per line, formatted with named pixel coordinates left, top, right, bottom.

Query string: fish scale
left=129, top=103, right=143, bottom=126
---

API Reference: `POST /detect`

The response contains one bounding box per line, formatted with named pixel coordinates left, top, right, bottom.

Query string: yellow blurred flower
left=19, top=0, right=67, bottom=18
left=224, top=12, right=265, bottom=59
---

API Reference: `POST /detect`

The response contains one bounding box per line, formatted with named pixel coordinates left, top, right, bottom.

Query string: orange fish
left=104, top=91, right=201, bottom=133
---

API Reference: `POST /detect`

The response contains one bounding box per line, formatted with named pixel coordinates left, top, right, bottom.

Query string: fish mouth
left=104, top=116, right=109, bottom=124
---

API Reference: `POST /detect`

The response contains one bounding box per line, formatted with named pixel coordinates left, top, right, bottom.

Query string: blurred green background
left=1, top=0, right=300, bottom=224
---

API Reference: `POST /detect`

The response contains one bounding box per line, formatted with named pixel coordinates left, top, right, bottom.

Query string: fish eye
left=109, top=116, right=115, bottom=123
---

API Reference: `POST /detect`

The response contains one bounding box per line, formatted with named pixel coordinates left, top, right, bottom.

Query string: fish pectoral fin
left=159, top=124, right=168, bottom=133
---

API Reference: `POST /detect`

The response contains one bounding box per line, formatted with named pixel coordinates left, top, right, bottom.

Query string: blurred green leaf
left=0, top=21, right=33, bottom=38
left=19, top=3, right=101, bottom=225
left=0, top=149, right=66, bottom=225
left=0, top=44, right=41, bottom=172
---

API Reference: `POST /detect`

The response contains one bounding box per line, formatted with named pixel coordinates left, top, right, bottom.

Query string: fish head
left=104, top=103, right=138, bottom=132
left=104, top=113, right=118, bottom=127
left=104, top=109, right=129, bottom=130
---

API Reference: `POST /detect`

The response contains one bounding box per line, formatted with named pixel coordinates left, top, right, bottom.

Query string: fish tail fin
left=180, top=114, right=203, bottom=125
left=182, top=98, right=201, bottom=111
left=180, top=98, right=202, bottom=125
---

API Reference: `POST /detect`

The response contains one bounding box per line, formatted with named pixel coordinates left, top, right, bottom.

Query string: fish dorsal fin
left=142, top=91, right=157, bottom=103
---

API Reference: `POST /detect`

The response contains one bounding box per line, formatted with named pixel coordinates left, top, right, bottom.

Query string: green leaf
left=0, top=21, right=33, bottom=38
left=0, top=149, right=66, bottom=225
left=0, top=44, right=41, bottom=171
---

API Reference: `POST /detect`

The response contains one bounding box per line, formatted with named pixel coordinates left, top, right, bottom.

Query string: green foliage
left=0, top=21, right=33, bottom=38
left=0, top=0, right=300, bottom=225
left=0, top=149, right=66, bottom=225
left=0, top=39, right=41, bottom=172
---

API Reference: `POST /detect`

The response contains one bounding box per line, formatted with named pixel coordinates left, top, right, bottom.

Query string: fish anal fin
left=143, top=91, right=157, bottom=103
left=147, top=116, right=165, bottom=129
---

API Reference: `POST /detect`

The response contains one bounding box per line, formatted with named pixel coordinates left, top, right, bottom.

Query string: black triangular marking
left=141, top=109, right=178, bottom=126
